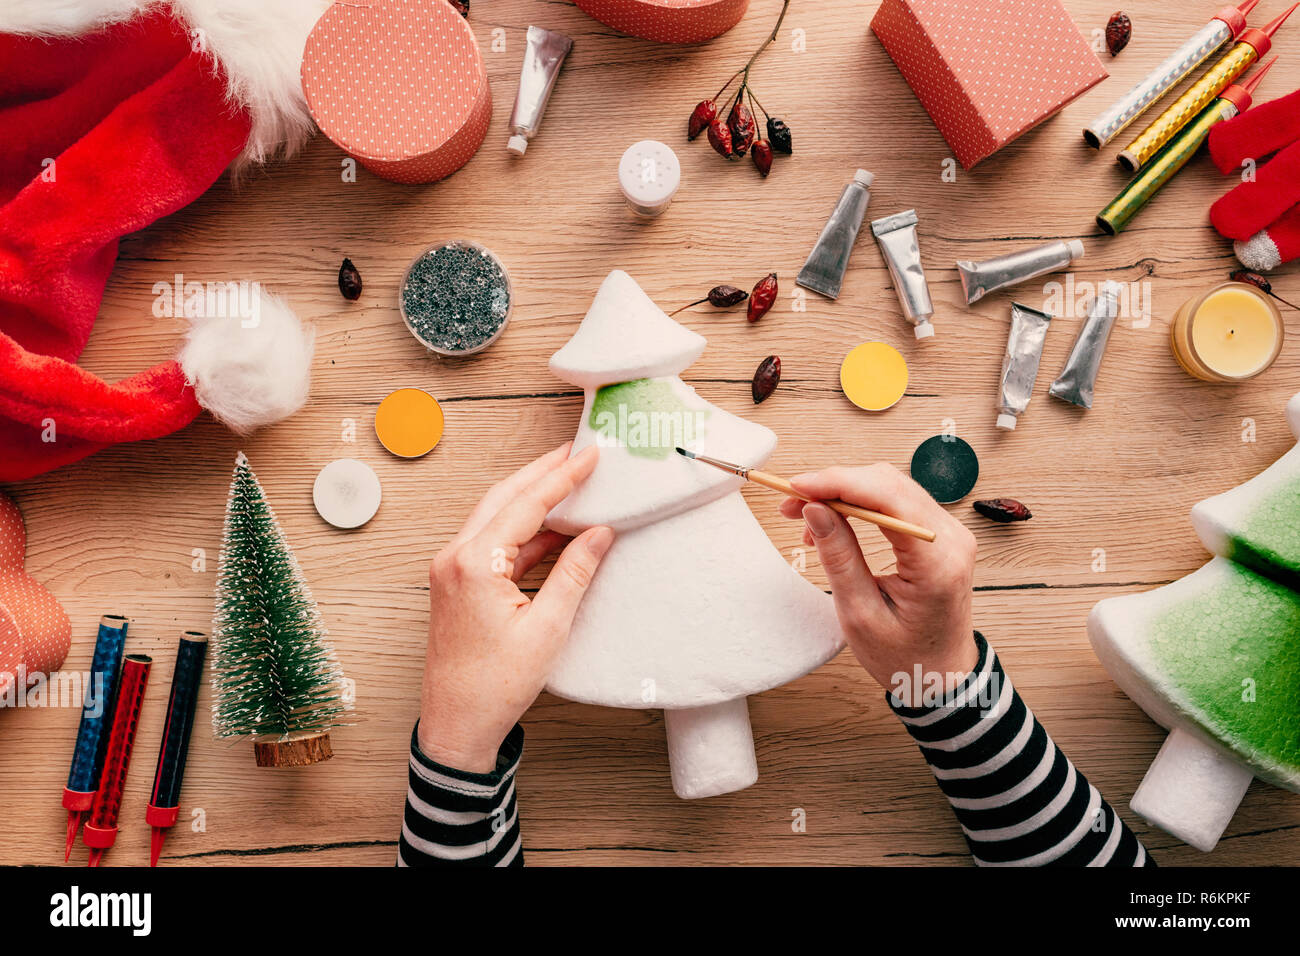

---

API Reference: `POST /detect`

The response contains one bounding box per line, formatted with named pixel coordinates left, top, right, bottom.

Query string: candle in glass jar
left=1171, top=282, right=1283, bottom=381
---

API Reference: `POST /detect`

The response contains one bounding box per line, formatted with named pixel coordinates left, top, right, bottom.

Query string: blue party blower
left=61, top=615, right=127, bottom=861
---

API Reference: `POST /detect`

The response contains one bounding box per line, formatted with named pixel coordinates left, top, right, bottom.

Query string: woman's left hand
left=418, top=443, right=613, bottom=772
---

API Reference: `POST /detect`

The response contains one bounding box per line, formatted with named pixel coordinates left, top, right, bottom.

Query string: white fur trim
left=179, top=286, right=314, bottom=433
left=0, top=0, right=327, bottom=170
left=1235, top=230, right=1283, bottom=272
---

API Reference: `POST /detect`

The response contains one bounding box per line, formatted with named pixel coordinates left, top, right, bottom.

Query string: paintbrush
left=675, top=447, right=937, bottom=543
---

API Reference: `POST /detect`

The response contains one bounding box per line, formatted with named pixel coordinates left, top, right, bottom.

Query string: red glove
left=1208, top=87, right=1300, bottom=271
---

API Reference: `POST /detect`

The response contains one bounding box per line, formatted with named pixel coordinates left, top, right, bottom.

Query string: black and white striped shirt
left=397, top=723, right=523, bottom=867
left=398, top=634, right=1152, bottom=866
left=887, top=633, right=1152, bottom=866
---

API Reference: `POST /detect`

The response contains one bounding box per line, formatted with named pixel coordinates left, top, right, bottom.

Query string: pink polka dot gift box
left=301, top=0, right=491, bottom=185
left=0, top=492, right=71, bottom=700
left=573, top=0, right=750, bottom=44
left=871, top=0, right=1108, bottom=169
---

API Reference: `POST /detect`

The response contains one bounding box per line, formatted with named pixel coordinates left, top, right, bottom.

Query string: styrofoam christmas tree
left=1088, top=391, right=1300, bottom=851
left=543, top=271, right=842, bottom=799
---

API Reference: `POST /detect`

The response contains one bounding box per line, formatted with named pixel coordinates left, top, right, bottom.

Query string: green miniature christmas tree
left=211, top=452, right=347, bottom=767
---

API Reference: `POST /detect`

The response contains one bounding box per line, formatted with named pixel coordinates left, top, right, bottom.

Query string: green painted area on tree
left=588, top=378, right=707, bottom=460
left=1149, top=560, right=1300, bottom=771
left=1225, top=472, right=1300, bottom=589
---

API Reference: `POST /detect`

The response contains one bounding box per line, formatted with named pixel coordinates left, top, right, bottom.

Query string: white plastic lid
left=619, top=140, right=681, bottom=210
left=313, top=458, right=382, bottom=529
left=507, top=134, right=529, bottom=156
left=854, top=169, right=875, bottom=188
left=1067, top=239, right=1085, bottom=260
left=996, top=413, right=1018, bottom=431
left=914, top=320, right=935, bottom=339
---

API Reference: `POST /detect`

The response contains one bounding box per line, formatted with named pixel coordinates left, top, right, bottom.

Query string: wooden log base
left=253, top=732, right=333, bottom=768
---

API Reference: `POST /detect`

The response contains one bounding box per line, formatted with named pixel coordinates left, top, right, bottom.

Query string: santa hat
left=0, top=0, right=328, bottom=482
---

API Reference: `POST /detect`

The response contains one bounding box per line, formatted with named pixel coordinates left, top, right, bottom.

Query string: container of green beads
left=399, top=240, right=512, bottom=357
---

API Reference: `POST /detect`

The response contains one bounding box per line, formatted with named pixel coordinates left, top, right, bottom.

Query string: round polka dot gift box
left=574, top=0, right=751, bottom=44
left=301, top=0, right=492, bottom=185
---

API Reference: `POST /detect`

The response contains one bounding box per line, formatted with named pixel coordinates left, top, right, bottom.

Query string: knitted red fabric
left=1210, top=139, right=1300, bottom=240
left=1208, top=87, right=1300, bottom=174
left=1234, top=203, right=1300, bottom=271
left=0, top=10, right=251, bottom=481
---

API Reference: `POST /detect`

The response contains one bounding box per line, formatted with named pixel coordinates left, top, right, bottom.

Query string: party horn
left=83, top=654, right=151, bottom=866
left=1099, top=58, right=1277, bottom=235
left=146, top=632, right=207, bottom=866
left=61, top=615, right=127, bottom=862
left=1118, top=3, right=1294, bottom=172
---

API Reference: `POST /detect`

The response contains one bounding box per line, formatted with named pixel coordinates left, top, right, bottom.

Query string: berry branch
left=686, top=0, right=794, bottom=178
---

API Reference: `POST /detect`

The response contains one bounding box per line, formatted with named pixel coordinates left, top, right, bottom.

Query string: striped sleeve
left=397, top=722, right=524, bottom=867
left=886, top=633, right=1155, bottom=867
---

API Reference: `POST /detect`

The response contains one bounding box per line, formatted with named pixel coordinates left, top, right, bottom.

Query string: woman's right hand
left=779, top=463, right=979, bottom=704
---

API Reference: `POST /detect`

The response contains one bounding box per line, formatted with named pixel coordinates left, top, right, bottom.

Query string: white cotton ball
left=178, top=286, right=314, bottom=434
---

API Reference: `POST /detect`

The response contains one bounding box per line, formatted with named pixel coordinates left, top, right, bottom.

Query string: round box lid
left=301, top=0, right=491, bottom=184
left=574, top=0, right=751, bottom=44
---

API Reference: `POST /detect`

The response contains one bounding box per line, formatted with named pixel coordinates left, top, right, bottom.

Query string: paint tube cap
left=914, top=320, right=935, bottom=339
left=508, top=135, right=529, bottom=156
left=854, top=169, right=875, bottom=188
left=996, top=413, right=1018, bottom=431
left=1067, top=239, right=1085, bottom=260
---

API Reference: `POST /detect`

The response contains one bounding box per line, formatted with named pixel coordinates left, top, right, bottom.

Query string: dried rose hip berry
left=708, top=285, right=748, bottom=308
left=973, top=498, right=1032, bottom=523
left=751, top=139, right=773, bottom=177
left=688, top=99, right=717, bottom=141
left=449, top=0, right=469, bottom=15
left=727, top=100, right=757, bottom=157
left=748, top=273, right=777, bottom=322
left=1231, top=269, right=1299, bottom=309
left=766, top=117, right=793, bottom=154
left=1105, top=12, right=1131, bottom=56
left=752, top=355, right=781, bottom=403
left=338, top=258, right=363, bottom=300
left=707, top=119, right=734, bottom=159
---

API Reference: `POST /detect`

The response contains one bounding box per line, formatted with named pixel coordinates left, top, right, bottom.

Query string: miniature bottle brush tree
left=211, top=453, right=347, bottom=767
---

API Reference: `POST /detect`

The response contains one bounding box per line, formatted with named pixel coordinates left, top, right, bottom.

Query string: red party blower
left=83, top=654, right=151, bottom=866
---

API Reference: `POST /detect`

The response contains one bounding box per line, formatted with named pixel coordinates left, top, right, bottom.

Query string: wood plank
left=2, top=0, right=1298, bottom=866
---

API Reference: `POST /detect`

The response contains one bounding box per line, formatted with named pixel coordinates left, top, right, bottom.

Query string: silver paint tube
left=795, top=169, right=874, bottom=300
left=996, top=303, right=1053, bottom=431
left=957, top=239, right=1085, bottom=305
left=1082, top=17, right=1233, bottom=148
left=507, top=26, right=574, bottom=156
left=1049, top=280, right=1123, bottom=409
left=871, top=209, right=935, bottom=339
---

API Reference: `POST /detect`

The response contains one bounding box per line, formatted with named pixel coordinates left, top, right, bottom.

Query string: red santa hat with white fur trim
left=0, top=0, right=328, bottom=481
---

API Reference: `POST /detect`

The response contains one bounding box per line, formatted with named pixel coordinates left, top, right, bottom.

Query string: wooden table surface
left=3, top=0, right=1299, bottom=867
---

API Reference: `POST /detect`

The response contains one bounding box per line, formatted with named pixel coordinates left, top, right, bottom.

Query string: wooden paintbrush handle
left=747, top=470, right=937, bottom=543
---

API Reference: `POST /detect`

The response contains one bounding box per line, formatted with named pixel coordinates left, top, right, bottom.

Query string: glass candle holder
left=1170, top=281, right=1283, bottom=382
